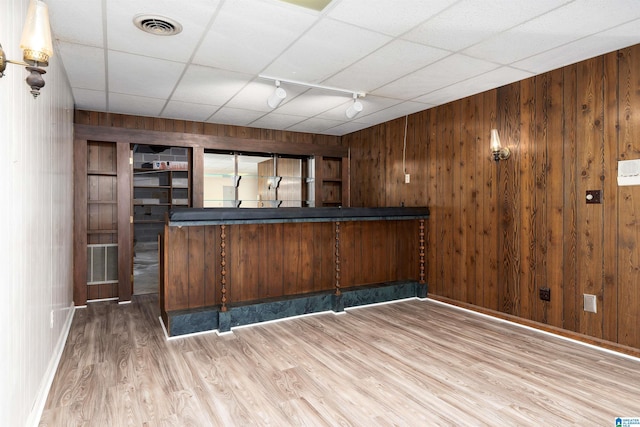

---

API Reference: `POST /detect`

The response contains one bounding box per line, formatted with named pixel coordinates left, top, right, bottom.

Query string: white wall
left=0, top=0, right=75, bottom=425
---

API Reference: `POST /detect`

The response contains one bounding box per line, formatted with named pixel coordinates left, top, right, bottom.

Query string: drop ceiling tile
left=414, top=67, right=534, bottom=106
left=404, top=0, right=572, bottom=51
left=323, top=121, right=374, bottom=136
left=161, top=101, right=220, bottom=122
left=226, top=80, right=308, bottom=112
left=48, top=0, right=103, bottom=47
left=316, top=95, right=401, bottom=121
left=373, top=54, right=499, bottom=99
left=207, top=107, right=267, bottom=126
left=249, top=113, right=307, bottom=130
left=286, top=117, right=344, bottom=133
left=171, top=65, right=252, bottom=105
left=58, top=42, right=105, bottom=90
left=327, top=0, right=457, bottom=36
left=353, top=101, right=433, bottom=126
left=262, top=18, right=391, bottom=83
left=72, top=88, right=107, bottom=111
left=108, top=93, right=166, bottom=117
left=464, top=0, right=640, bottom=65
left=274, top=90, right=352, bottom=116
left=323, top=40, right=450, bottom=92
left=193, top=0, right=317, bottom=73
left=108, top=51, right=185, bottom=98
left=513, top=18, right=640, bottom=73
left=106, top=0, right=220, bottom=62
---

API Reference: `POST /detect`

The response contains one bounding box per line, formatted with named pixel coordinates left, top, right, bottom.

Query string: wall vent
left=87, top=244, right=118, bottom=285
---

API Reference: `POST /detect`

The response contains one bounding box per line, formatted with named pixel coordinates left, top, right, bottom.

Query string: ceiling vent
left=133, top=15, right=182, bottom=36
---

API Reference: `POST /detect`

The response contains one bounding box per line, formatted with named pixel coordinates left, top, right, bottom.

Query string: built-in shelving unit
left=314, top=156, right=348, bottom=207
left=133, top=168, right=190, bottom=238
left=85, top=141, right=120, bottom=301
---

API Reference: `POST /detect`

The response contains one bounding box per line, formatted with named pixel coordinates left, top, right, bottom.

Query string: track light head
left=345, top=95, right=363, bottom=119
left=267, top=80, right=286, bottom=109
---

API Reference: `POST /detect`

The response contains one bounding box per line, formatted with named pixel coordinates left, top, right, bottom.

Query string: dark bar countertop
left=168, top=207, right=430, bottom=226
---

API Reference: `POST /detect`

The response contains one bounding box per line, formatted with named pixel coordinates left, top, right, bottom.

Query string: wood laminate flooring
left=39, top=295, right=640, bottom=426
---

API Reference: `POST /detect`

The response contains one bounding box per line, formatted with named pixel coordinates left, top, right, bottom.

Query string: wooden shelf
left=87, top=229, right=117, bottom=234
left=87, top=170, right=117, bottom=176
left=88, top=200, right=117, bottom=205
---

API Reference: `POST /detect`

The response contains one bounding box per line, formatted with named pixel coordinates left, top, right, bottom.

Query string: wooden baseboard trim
left=427, top=294, right=640, bottom=360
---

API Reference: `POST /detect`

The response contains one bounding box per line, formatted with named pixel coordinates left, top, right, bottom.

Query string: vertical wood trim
left=342, top=156, right=350, bottom=207
left=73, top=139, right=88, bottom=305
left=498, top=83, right=521, bottom=315
left=562, top=64, right=579, bottom=332
left=520, top=76, right=536, bottom=320
left=617, top=47, right=640, bottom=347
left=117, top=142, right=132, bottom=302
left=335, top=221, right=341, bottom=295
left=544, top=69, right=566, bottom=327
left=220, top=224, right=227, bottom=311
left=602, top=51, right=619, bottom=343
left=315, top=156, right=324, bottom=207
left=482, top=91, right=499, bottom=311
left=438, top=104, right=454, bottom=298
left=187, top=226, right=205, bottom=308
left=204, top=225, right=219, bottom=306
left=192, top=146, right=204, bottom=208
left=426, top=110, right=438, bottom=295
left=576, top=57, right=605, bottom=338
left=419, top=219, right=425, bottom=284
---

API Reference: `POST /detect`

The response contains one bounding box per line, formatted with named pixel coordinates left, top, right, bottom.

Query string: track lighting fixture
left=490, top=129, right=510, bottom=161
left=267, top=80, right=286, bottom=109
left=345, top=94, right=363, bottom=119
left=259, top=75, right=366, bottom=118
left=0, top=0, right=54, bottom=98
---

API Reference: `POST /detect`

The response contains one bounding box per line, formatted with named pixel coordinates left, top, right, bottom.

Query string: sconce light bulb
left=490, top=129, right=501, bottom=152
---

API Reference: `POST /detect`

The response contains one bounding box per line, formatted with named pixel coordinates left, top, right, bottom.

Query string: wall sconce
left=490, top=129, right=510, bottom=161
left=267, top=80, right=287, bottom=109
left=345, top=94, right=363, bottom=119
left=0, top=0, right=54, bottom=98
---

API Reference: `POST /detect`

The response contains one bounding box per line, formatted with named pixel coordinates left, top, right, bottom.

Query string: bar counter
left=160, top=207, right=430, bottom=336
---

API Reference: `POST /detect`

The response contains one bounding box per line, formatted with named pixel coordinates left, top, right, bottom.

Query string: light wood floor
left=40, top=295, right=640, bottom=426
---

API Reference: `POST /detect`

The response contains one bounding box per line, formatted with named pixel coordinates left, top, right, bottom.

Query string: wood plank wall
left=163, top=220, right=420, bottom=311
left=74, top=110, right=341, bottom=146
left=343, top=44, right=640, bottom=350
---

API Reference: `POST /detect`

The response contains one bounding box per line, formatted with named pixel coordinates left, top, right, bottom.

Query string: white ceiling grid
left=47, top=0, right=640, bottom=136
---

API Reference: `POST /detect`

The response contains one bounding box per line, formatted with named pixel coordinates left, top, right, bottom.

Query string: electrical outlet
left=539, top=287, right=551, bottom=301
left=584, top=294, right=597, bottom=313
left=404, top=173, right=410, bottom=184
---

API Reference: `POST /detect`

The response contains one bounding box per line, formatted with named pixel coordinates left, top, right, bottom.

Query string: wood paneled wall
left=343, top=44, right=640, bottom=350
left=163, top=220, right=421, bottom=312
left=75, top=110, right=341, bottom=146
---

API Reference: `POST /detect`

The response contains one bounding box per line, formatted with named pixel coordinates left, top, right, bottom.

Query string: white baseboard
left=26, top=301, right=75, bottom=427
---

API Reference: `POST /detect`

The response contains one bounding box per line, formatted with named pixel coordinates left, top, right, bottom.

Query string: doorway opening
left=132, top=144, right=191, bottom=295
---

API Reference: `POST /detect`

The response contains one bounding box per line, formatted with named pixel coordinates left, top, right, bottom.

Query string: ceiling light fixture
left=0, top=0, right=54, bottom=98
left=267, top=80, right=287, bottom=109
left=259, top=75, right=366, bottom=118
left=345, top=94, right=363, bottom=119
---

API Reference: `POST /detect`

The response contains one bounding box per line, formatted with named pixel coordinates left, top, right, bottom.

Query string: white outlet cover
left=583, top=294, right=597, bottom=313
